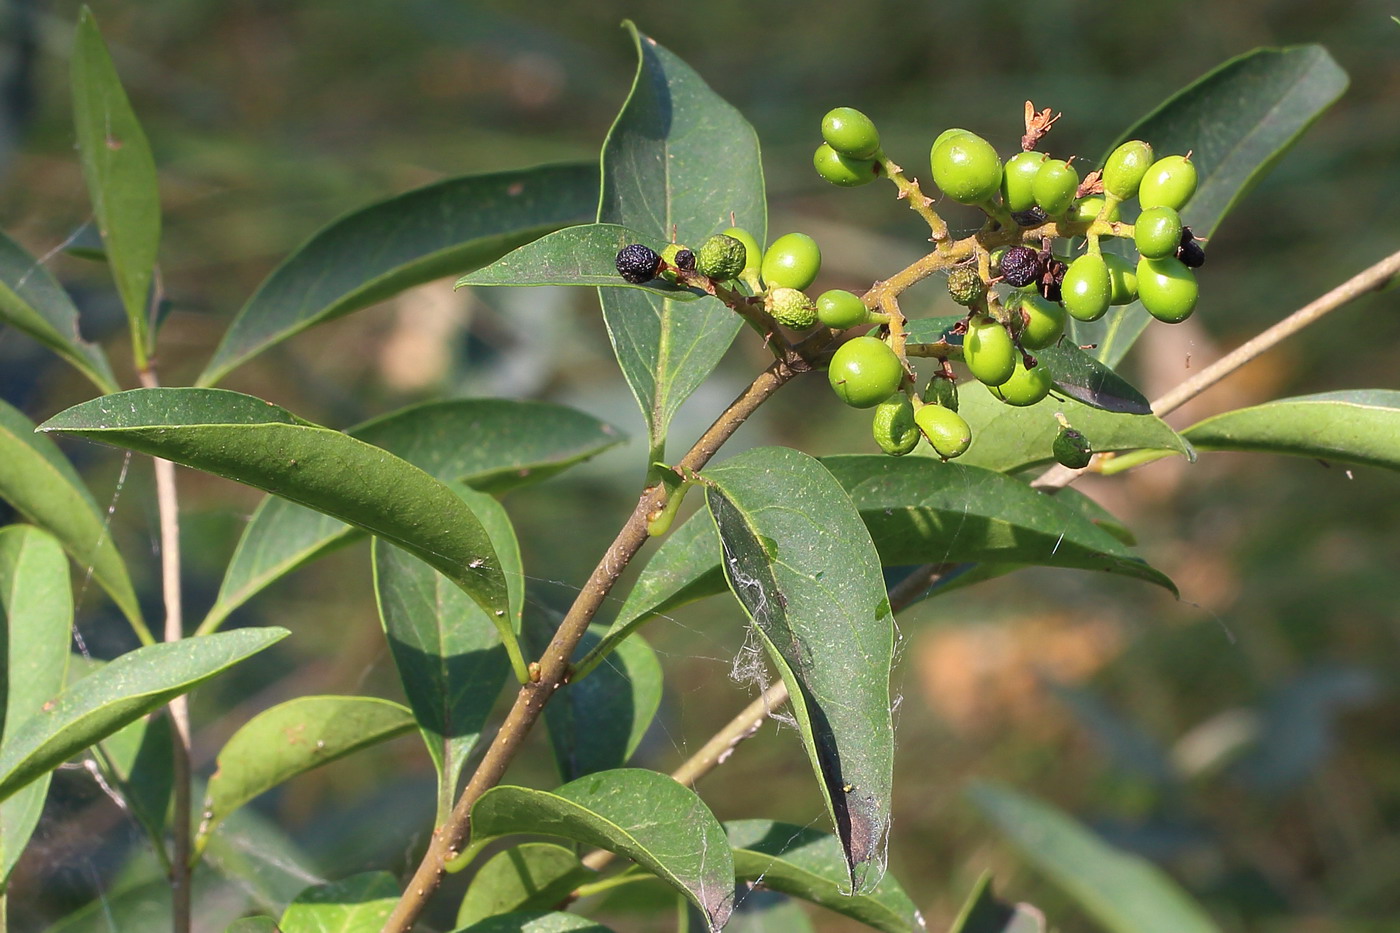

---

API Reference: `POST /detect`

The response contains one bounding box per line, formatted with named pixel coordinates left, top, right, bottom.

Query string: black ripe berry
left=1177, top=228, right=1205, bottom=268
left=674, top=248, right=696, bottom=273
left=615, top=244, right=661, bottom=284
left=1012, top=206, right=1049, bottom=227
left=999, top=246, right=1043, bottom=288
left=1040, top=259, right=1068, bottom=302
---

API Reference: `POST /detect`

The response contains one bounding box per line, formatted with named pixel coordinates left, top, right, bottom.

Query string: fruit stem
left=876, top=151, right=950, bottom=241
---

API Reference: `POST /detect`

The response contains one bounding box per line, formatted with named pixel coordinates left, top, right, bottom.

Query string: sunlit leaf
left=455, top=843, right=597, bottom=928
left=280, top=871, right=399, bottom=933
left=1183, top=390, right=1400, bottom=470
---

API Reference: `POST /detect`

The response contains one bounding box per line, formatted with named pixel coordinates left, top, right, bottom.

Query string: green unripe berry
left=872, top=394, right=921, bottom=456
left=1062, top=253, right=1112, bottom=322
left=963, top=314, right=1017, bottom=387
left=761, top=233, right=822, bottom=290
left=1136, top=256, right=1198, bottom=323
left=821, top=107, right=881, bottom=159
left=1014, top=291, right=1066, bottom=350
left=696, top=234, right=747, bottom=280
left=1138, top=155, right=1198, bottom=211
left=946, top=267, right=986, bottom=307
left=1053, top=426, right=1093, bottom=469
left=813, top=143, right=878, bottom=187
left=923, top=375, right=959, bottom=412
left=1066, top=196, right=1120, bottom=224
left=1103, top=252, right=1139, bottom=305
left=816, top=289, right=870, bottom=329
left=930, top=132, right=1003, bottom=205
left=828, top=335, right=904, bottom=408
left=1032, top=159, right=1080, bottom=216
left=768, top=287, right=818, bottom=329
left=1102, top=139, right=1154, bottom=200
left=659, top=243, right=694, bottom=283
left=989, top=358, right=1053, bottom=407
left=1134, top=205, right=1184, bottom=259
left=932, top=127, right=971, bottom=151
left=915, top=404, right=972, bottom=460
left=1001, top=150, right=1048, bottom=212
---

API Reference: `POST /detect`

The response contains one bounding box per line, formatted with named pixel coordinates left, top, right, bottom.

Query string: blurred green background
left=3, top=0, right=1400, bottom=930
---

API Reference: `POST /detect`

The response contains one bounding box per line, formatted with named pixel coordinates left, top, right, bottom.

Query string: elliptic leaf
left=455, top=843, right=597, bottom=928
left=702, top=447, right=893, bottom=893
left=1183, top=390, right=1400, bottom=470
left=199, top=163, right=597, bottom=386
left=1034, top=343, right=1150, bottom=415
left=472, top=770, right=734, bottom=930
left=280, top=871, right=399, bottom=933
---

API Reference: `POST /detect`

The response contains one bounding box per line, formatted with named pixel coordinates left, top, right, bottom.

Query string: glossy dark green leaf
left=1054, top=488, right=1137, bottom=547
left=0, top=229, right=117, bottom=393
left=1035, top=343, right=1150, bottom=415
left=1182, top=390, right=1400, bottom=470
left=373, top=484, right=521, bottom=820
left=949, top=385, right=1193, bottom=474
left=472, top=769, right=734, bottom=930
left=453, top=913, right=614, bottom=933
left=0, top=399, right=144, bottom=634
left=0, top=627, right=287, bottom=803
left=459, top=223, right=704, bottom=299
left=823, top=457, right=1175, bottom=594
left=969, top=781, right=1220, bottom=933
left=197, top=696, right=415, bottom=852
left=455, top=843, right=597, bottom=928
left=71, top=7, right=160, bottom=359
left=204, top=398, right=622, bottom=632
left=281, top=871, right=399, bottom=933
left=1077, top=46, right=1349, bottom=366
left=949, top=873, right=1046, bottom=933
left=199, top=162, right=597, bottom=385
left=703, top=447, right=893, bottom=893
left=598, top=23, right=765, bottom=449
left=39, top=388, right=510, bottom=626
left=0, top=527, right=72, bottom=885
left=538, top=622, right=662, bottom=781
left=725, top=820, right=923, bottom=933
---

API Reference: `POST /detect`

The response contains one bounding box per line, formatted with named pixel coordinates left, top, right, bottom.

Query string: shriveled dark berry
left=999, top=246, right=1042, bottom=288
left=1177, top=239, right=1206, bottom=268
left=674, top=248, right=696, bottom=272
left=946, top=266, right=986, bottom=307
left=616, top=244, right=661, bottom=284
left=1012, top=206, right=1049, bottom=227
left=1039, top=259, right=1067, bottom=302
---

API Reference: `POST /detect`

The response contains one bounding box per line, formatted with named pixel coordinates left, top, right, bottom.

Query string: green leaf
left=197, top=696, right=415, bottom=851
left=1035, top=343, right=1150, bottom=415
left=92, top=712, right=174, bottom=853
left=948, top=873, right=1045, bottom=933
left=950, top=386, right=1193, bottom=474
left=453, top=913, right=614, bottom=933
left=969, top=781, right=1221, bottom=933
left=539, top=623, right=663, bottom=781
left=455, top=843, right=598, bottom=928
left=45, top=868, right=249, bottom=933
left=281, top=871, right=400, bottom=933
left=823, top=457, right=1175, bottom=594
left=373, top=484, right=521, bottom=821
left=0, top=229, right=118, bottom=393
left=226, top=920, right=280, bottom=933
left=205, top=398, right=622, bottom=632
left=725, top=820, right=923, bottom=933
left=459, top=223, right=704, bottom=299
left=0, top=399, right=145, bottom=636
left=702, top=447, right=893, bottom=893
left=472, top=769, right=734, bottom=930
left=199, top=162, right=598, bottom=386
left=598, top=22, right=765, bottom=449
left=39, top=388, right=510, bottom=629
left=0, top=627, right=287, bottom=803
left=1077, top=46, right=1349, bottom=366
left=1182, top=390, right=1400, bottom=470
left=71, top=7, right=161, bottom=362
left=0, top=527, right=72, bottom=886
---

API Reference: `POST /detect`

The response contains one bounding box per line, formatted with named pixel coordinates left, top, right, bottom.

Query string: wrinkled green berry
left=946, top=266, right=986, bottom=306
left=931, top=132, right=1003, bottom=205
left=816, top=289, right=870, bottom=329
left=761, top=233, right=822, bottom=290
left=1101, top=139, right=1154, bottom=201
left=1053, top=426, right=1093, bottom=469
left=872, top=394, right=921, bottom=456
left=915, top=404, right=972, bottom=460
left=1103, top=252, right=1139, bottom=305
left=615, top=244, right=661, bottom=284
left=1014, top=291, right=1066, bottom=350
left=923, top=375, right=959, bottom=412
left=813, top=143, right=878, bottom=187
left=723, top=227, right=762, bottom=284
left=1062, top=253, right=1112, bottom=322
left=1134, top=205, right=1183, bottom=259
left=1138, top=155, right=1197, bottom=211
left=828, top=335, right=904, bottom=408
left=822, top=107, right=881, bottom=159
left=1001, top=150, right=1048, bottom=212
left=696, top=234, right=747, bottom=280
left=963, top=314, right=1016, bottom=387
left=768, top=287, right=817, bottom=329
left=989, top=358, right=1053, bottom=407
left=1136, top=256, right=1198, bottom=323
left=1032, top=159, right=1079, bottom=216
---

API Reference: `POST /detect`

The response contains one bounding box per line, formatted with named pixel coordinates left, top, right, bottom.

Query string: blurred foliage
left=2, top=1, right=1399, bottom=930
